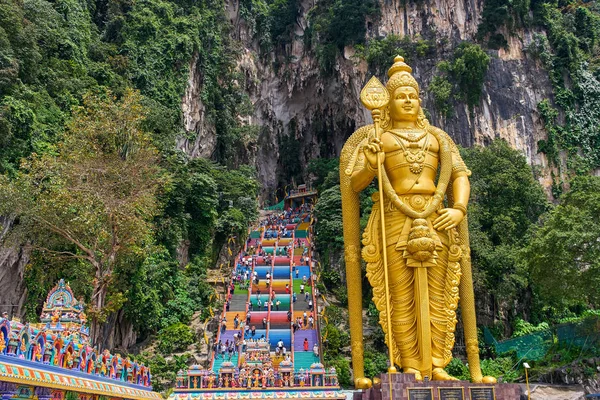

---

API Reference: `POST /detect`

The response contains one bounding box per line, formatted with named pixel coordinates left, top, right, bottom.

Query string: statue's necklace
left=391, top=128, right=428, bottom=143
left=393, top=132, right=430, bottom=175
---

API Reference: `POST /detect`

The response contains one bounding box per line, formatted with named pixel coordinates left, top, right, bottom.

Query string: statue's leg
left=428, top=244, right=459, bottom=381
left=388, top=257, right=418, bottom=371
left=384, top=212, right=422, bottom=376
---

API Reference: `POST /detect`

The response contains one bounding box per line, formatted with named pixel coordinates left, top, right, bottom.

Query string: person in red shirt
left=303, top=338, right=309, bottom=351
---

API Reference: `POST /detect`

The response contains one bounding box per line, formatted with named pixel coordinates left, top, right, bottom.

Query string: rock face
left=539, top=358, right=600, bottom=396
left=0, top=217, right=29, bottom=319
left=178, top=0, right=554, bottom=198
left=177, top=53, right=218, bottom=159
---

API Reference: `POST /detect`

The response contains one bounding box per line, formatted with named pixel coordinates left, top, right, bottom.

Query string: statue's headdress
left=386, top=56, right=419, bottom=94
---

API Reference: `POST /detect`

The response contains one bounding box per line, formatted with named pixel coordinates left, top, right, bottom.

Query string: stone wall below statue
left=353, top=373, right=521, bottom=400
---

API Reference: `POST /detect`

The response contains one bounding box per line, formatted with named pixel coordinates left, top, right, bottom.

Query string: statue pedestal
left=353, top=373, right=521, bottom=400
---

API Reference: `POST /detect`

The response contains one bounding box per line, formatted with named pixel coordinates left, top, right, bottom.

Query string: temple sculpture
left=0, top=279, right=152, bottom=390
left=340, top=56, right=496, bottom=388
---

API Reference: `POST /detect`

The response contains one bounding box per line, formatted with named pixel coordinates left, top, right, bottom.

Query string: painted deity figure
left=341, top=56, right=496, bottom=387
left=51, top=310, right=60, bottom=324
left=33, top=343, right=42, bottom=361
left=7, top=332, right=19, bottom=355
left=63, top=351, right=73, bottom=368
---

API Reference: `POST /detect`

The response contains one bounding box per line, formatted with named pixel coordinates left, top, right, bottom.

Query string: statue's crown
left=388, top=55, right=413, bottom=76
left=386, top=55, right=419, bottom=94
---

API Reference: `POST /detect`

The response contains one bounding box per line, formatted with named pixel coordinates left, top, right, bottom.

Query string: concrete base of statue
left=353, top=373, right=521, bottom=400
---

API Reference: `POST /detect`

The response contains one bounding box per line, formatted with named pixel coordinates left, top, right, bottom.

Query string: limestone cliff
left=180, top=0, right=555, bottom=196
left=0, top=217, right=29, bottom=319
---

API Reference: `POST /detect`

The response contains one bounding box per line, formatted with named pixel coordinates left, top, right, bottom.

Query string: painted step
left=224, top=312, right=245, bottom=329
left=212, top=353, right=239, bottom=372
left=294, top=329, right=318, bottom=351
left=293, top=352, right=319, bottom=371
left=269, top=329, right=292, bottom=349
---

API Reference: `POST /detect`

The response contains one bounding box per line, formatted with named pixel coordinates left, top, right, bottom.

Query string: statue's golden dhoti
left=363, top=195, right=463, bottom=379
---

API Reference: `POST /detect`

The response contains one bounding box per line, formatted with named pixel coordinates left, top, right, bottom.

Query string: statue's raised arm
left=340, top=56, right=496, bottom=388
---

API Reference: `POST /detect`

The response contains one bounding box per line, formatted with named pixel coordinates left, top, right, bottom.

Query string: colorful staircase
left=211, top=206, right=322, bottom=376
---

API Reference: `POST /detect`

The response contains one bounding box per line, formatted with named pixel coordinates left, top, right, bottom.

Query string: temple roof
left=38, top=280, right=89, bottom=337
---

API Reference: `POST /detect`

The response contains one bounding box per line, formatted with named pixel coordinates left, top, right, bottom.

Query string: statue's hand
left=364, top=138, right=384, bottom=169
left=433, top=208, right=465, bottom=231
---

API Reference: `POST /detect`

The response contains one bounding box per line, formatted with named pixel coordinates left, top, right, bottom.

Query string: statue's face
left=389, top=86, right=420, bottom=122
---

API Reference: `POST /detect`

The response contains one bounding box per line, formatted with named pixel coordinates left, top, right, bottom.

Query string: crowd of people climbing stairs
left=209, top=203, right=324, bottom=380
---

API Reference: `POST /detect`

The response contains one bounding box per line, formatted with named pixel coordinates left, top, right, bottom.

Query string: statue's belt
left=375, top=193, right=445, bottom=268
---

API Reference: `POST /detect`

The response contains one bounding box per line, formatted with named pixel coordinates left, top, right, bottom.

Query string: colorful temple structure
left=283, top=184, right=317, bottom=210
left=0, top=280, right=160, bottom=400
left=170, top=200, right=345, bottom=400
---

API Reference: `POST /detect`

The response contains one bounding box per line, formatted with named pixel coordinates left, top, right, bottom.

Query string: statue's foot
left=355, top=377, right=372, bottom=389
left=482, top=376, right=497, bottom=384
left=432, top=368, right=458, bottom=381
left=403, top=368, right=423, bottom=381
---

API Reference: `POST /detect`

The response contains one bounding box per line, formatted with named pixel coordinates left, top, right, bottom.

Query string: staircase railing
left=289, top=229, right=295, bottom=366
left=308, top=219, right=324, bottom=365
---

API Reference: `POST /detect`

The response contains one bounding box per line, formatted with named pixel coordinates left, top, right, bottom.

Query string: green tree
left=355, top=35, right=434, bottom=76
left=428, top=75, right=453, bottom=117
left=462, top=140, right=549, bottom=326
left=450, top=42, right=490, bottom=109
left=525, top=176, right=600, bottom=308
left=157, top=322, right=195, bottom=354
left=0, top=90, right=167, bottom=342
left=313, top=185, right=344, bottom=253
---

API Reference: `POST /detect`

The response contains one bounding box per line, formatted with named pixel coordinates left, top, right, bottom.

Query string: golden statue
left=341, top=56, right=496, bottom=388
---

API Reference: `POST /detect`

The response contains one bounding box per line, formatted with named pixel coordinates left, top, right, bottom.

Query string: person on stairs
left=213, top=341, right=219, bottom=358
left=303, top=338, right=309, bottom=352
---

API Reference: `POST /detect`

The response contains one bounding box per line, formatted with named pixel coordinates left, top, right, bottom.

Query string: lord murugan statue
left=341, top=56, right=495, bottom=388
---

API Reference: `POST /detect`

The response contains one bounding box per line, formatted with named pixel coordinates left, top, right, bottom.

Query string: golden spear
left=359, top=77, right=397, bottom=377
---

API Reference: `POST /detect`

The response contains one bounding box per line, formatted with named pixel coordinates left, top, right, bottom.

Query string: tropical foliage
left=0, top=0, right=260, bottom=360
